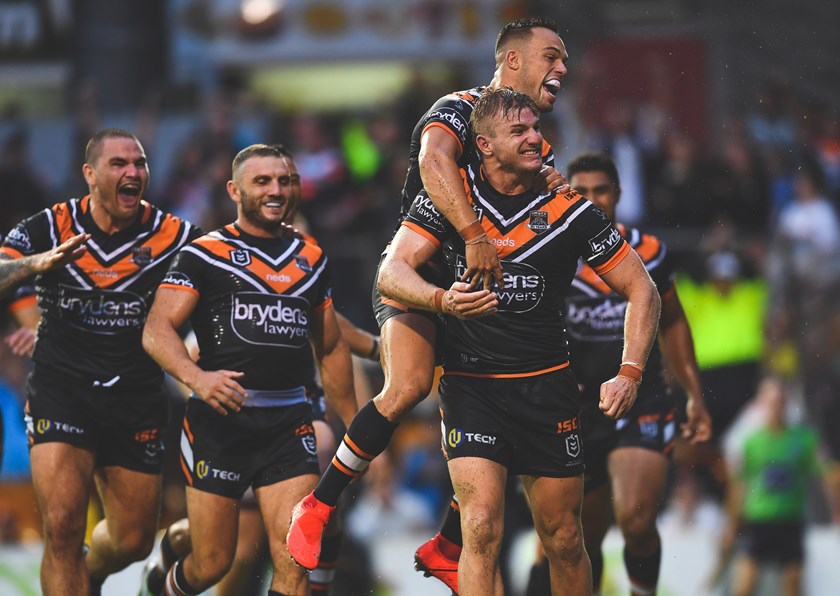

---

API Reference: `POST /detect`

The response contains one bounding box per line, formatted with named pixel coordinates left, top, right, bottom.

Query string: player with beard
left=0, top=129, right=201, bottom=595
left=142, top=144, right=358, bottom=596
left=287, top=16, right=571, bottom=572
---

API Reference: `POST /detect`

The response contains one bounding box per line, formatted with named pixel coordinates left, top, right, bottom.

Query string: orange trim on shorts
left=422, top=122, right=463, bottom=157
left=444, top=361, right=569, bottom=379
left=183, top=416, right=194, bottom=444
left=592, top=241, right=631, bottom=276
left=380, top=296, right=409, bottom=311
left=180, top=454, right=193, bottom=486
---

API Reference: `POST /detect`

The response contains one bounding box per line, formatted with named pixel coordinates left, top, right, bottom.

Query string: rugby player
left=0, top=128, right=201, bottom=595
left=378, top=89, right=661, bottom=595
left=139, top=311, right=379, bottom=596
left=524, top=152, right=713, bottom=595
left=415, top=152, right=714, bottom=595
left=142, top=144, right=358, bottom=596
left=287, top=16, right=571, bottom=570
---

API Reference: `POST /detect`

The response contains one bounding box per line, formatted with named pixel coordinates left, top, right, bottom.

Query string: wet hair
left=231, top=144, right=294, bottom=178
left=84, top=128, right=140, bottom=164
left=495, top=17, right=561, bottom=62
left=470, top=87, right=540, bottom=139
left=567, top=152, right=621, bottom=188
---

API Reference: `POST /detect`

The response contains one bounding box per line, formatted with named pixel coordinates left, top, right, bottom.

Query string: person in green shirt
left=718, top=376, right=823, bottom=596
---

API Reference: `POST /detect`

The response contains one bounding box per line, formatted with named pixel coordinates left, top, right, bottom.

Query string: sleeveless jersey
left=159, top=223, right=333, bottom=391
left=565, top=226, right=674, bottom=393
left=0, top=196, right=199, bottom=389
left=403, top=162, right=630, bottom=377
left=397, top=86, right=554, bottom=228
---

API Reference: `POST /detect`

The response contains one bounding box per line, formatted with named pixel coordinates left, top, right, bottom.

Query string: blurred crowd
left=1, top=59, right=840, bottom=593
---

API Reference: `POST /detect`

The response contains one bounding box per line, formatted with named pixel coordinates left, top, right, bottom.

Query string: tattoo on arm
left=0, top=254, right=36, bottom=299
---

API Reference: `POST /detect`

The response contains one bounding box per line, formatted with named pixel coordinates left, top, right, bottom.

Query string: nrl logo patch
left=527, top=210, right=550, bottom=234
left=230, top=249, right=251, bottom=267
left=565, top=434, right=581, bottom=458
left=131, top=246, right=152, bottom=266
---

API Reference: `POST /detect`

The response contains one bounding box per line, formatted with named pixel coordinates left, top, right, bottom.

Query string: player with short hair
left=0, top=128, right=201, bottom=595
left=287, top=16, right=571, bottom=571
left=378, top=89, right=661, bottom=595
left=142, top=144, right=358, bottom=596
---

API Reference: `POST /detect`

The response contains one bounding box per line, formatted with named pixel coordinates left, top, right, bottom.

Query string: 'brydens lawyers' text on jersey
left=0, top=196, right=200, bottom=389
left=403, top=164, right=630, bottom=376
left=565, top=226, right=674, bottom=393
left=397, top=87, right=554, bottom=229
left=159, top=224, right=333, bottom=391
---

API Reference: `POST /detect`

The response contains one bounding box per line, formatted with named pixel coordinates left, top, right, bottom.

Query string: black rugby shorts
left=180, top=399, right=319, bottom=499
left=25, top=370, right=167, bottom=473
left=439, top=367, right=584, bottom=478
left=579, top=380, right=675, bottom=492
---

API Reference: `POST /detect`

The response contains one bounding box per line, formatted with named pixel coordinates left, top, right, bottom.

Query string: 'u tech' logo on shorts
left=195, top=460, right=242, bottom=482
left=196, top=460, right=210, bottom=479
left=448, top=428, right=497, bottom=447
left=37, top=420, right=51, bottom=434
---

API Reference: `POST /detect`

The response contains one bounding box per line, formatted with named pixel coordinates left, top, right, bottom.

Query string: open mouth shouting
left=543, top=78, right=562, bottom=102
left=117, top=181, right=142, bottom=209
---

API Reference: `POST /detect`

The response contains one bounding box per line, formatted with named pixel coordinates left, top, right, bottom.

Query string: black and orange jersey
left=397, top=86, right=554, bottom=229
left=403, top=163, right=631, bottom=377
left=565, top=226, right=674, bottom=393
left=0, top=196, right=200, bottom=389
left=159, top=223, right=333, bottom=391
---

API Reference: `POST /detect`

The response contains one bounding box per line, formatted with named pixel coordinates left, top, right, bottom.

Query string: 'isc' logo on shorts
left=557, top=417, right=579, bottom=434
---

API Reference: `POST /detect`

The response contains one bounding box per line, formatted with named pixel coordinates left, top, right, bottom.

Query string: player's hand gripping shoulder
left=437, top=281, right=498, bottom=320
left=460, top=222, right=503, bottom=292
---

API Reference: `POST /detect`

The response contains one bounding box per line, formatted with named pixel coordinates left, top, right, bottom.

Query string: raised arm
left=658, top=289, right=712, bottom=444
left=597, top=250, right=661, bottom=419
left=419, top=127, right=501, bottom=290
left=377, top=225, right=498, bottom=320
left=0, top=233, right=89, bottom=298
left=310, top=305, right=358, bottom=427
left=143, top=287, right=245, bottom=415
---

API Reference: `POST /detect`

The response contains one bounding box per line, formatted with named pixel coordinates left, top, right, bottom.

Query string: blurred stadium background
left=2, top=1, right=840, bottom=594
